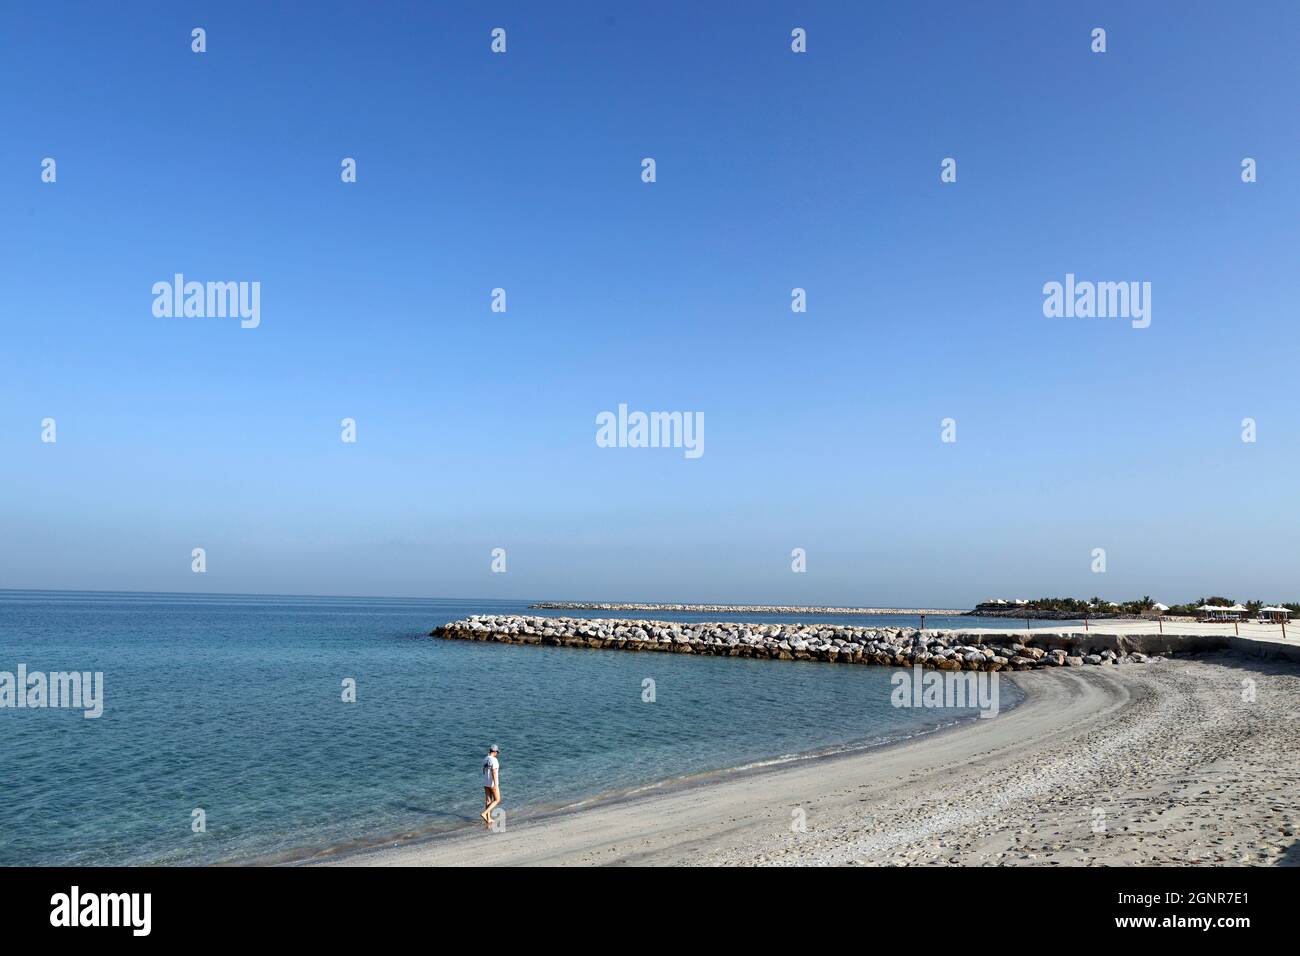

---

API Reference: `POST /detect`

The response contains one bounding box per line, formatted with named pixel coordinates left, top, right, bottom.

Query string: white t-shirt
left=482, top=754, right=499, bottom=788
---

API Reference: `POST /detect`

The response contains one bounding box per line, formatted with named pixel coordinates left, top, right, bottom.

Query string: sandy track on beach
left=319, top=654, right=1299, bottom=866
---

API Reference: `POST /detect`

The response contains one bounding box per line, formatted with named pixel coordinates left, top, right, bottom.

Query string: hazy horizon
left=0, top=586, right=1287, bottom=610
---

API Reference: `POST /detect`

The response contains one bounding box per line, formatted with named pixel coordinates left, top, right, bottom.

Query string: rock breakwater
left=431, top=615, right=1160, bottom=671
left=529, top=603, right=967, bottom=616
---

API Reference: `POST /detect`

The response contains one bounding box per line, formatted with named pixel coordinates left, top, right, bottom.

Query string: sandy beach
left=320, top=651, right=1299, bottom=866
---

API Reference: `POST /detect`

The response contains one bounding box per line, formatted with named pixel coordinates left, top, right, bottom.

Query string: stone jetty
left=431, top=615, right=1159, bottom=670
left=529, top=603, right=968, bottom=616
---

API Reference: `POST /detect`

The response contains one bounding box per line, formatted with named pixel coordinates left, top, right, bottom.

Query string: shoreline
left=289, top=687, right=1020, bottom=867
left=318, top=651, right=1300, bottom=866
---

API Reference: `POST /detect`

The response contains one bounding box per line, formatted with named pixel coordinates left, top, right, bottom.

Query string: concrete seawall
left=1021, top=629, right=1300, bottom=665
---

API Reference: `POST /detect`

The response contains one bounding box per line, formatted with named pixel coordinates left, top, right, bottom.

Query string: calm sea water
left=0, top=591, right=1022, bottom=866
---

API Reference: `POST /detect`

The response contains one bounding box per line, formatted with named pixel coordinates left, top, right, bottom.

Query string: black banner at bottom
left=0, top=865, right=1287, bottom=942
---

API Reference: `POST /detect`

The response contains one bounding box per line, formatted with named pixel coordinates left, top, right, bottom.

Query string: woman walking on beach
left=481, top=744, right=501, bottom=826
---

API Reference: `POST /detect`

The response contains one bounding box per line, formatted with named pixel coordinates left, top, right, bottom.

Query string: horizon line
left=0, top=587, right=970, bottom=609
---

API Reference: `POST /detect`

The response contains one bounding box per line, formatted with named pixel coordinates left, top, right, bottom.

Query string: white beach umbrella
left=1229, top=604, right=1248, bottom=612
left=1152, top=603, right=1170, bottom=611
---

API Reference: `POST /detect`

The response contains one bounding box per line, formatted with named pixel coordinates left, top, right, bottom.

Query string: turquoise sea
left=0, top=590, right=1023, bottom=865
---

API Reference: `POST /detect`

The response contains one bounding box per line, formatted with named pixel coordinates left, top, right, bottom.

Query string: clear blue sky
left=2, top=1, right=1297, bottom=606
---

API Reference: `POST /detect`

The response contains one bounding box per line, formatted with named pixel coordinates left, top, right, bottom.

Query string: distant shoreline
left=529, top=602, right=968, bottom=615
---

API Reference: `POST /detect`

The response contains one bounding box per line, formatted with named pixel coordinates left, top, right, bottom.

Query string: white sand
left=318, top=653, right=1299, bottom=866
